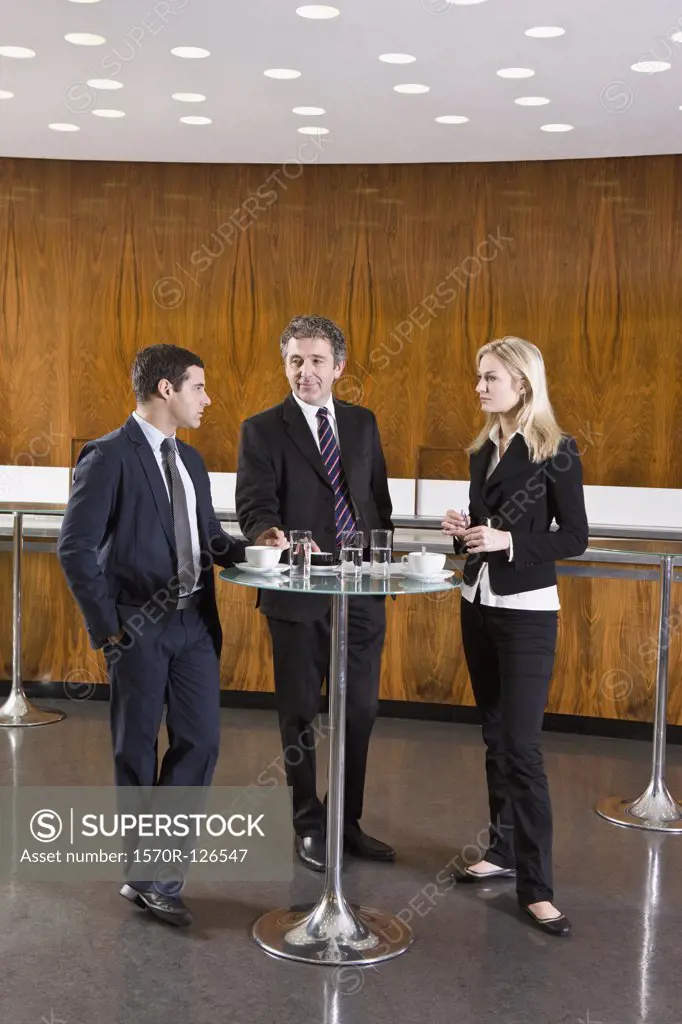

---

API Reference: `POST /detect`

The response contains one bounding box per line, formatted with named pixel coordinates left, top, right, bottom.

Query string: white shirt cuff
left=507, top=534, right=514, bottom=561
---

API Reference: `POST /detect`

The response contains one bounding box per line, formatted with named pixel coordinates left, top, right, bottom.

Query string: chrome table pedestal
left=596, top=554, right=682, bottom=831
left=0, top=511, right=65, bottom=727
left=252, top=591, right=412, bottom=965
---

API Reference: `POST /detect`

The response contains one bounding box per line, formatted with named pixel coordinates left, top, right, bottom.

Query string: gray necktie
left=160, top=437, right=196, bottom=596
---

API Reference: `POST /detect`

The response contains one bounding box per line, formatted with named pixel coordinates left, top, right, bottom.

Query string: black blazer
left=236, top=393, right=393, bottom=622
left=456, top=434, right=588, bottom=594
left=57, top=415, right=246, bottom=653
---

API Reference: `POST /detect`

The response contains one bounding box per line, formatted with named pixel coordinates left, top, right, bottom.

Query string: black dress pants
left=267, top=597, right=386, bottom=838
left=460, top=591, right=558, bottom=905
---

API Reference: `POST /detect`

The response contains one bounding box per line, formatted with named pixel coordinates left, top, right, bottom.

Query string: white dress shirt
left=292, top=392, right=340, bottom=450
left=460, top=425, right=560, bottom=611
left=132, top=411, right=203, bottom=596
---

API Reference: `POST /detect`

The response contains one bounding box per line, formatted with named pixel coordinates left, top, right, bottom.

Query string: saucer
left=235, top=562, right=290, bottom=575
left=399, top=568, right=455, bottom=581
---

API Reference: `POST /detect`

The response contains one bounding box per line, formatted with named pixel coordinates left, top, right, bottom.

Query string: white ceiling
left=1, top=0, right=682, bottom=164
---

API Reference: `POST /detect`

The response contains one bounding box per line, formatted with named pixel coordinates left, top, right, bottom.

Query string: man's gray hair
left=279, top=315, right=347, bottom=365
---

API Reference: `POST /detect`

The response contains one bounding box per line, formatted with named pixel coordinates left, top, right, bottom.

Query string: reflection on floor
left=0, top=702, right=680, bottom=1024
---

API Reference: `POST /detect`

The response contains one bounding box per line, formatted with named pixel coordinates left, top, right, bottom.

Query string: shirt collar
left=292, top=392, right=336, bottom=421
left=132, top=410, right=175, bottom=452
left=489, top=422, right=518, bottom=449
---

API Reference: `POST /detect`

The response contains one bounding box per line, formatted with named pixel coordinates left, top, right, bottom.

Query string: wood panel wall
left=1, top=156, right=681, bottom=483
left=1, top=155, right=681, bottom=720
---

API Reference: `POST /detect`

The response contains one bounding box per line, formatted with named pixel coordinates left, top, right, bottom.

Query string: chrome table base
left=0, top=511, right=65, bottom=728
left=596, top=554, right=681, bottom=832
left=252, top=591, right=413, bottom=965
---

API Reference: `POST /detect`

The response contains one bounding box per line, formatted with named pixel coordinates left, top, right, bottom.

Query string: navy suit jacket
left=57, top=415, right=246, bottom=653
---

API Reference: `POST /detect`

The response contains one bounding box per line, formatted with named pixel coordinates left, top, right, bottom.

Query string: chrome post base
left=596, top=785, right=682, bottom=833
left=252, top=898, right=412, bottom=965
left=0, top=690, right=65, bottom=728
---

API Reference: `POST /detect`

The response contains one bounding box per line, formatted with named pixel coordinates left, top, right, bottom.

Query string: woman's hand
left=441, top=509, right=469, bottom=537
left=463, top=526, right=511, bottom=553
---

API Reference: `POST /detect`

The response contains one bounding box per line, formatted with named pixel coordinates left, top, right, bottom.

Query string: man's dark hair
left=279, top=315, right=347, bottom=365
left=131, top=344, right=204, bottom=403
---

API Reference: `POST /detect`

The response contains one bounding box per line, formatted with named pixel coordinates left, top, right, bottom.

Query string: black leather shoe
left=455, top=865, right=516, bottom=884
left=120, top=884, right=193, bottom=927
left=522, top=905, right=572, bottom=938
left=295, top=834, right=326, bottom=872
left=344, top=831, right=395, bottom=861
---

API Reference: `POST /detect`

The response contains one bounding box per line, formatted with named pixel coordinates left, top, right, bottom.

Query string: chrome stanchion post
left=596, top=554, right=682, bottom=830
left=0, top=511, right=65, bottom=727
left=252, top=589, right=413, bottom=964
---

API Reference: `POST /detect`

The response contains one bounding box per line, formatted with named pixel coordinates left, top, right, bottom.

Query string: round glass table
left=220, top=564, right=460, bottom=966
left=585, top=540, right=682, bottom=832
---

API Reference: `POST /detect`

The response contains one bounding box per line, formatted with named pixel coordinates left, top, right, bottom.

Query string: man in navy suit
left=58, top=343, right=285, bottom=926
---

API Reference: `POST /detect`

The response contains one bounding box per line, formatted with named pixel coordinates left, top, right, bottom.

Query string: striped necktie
left=316, top=407, right=356, bottom=548
left=160, top=437, right=196, bottom=596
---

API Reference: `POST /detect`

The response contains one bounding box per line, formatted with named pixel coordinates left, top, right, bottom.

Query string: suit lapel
left=282, top=395, right=331, bottom=489
left=483, top=433, right=530, bottom=490
left=334, top=400, right=361, bottom=495
left=122, top=415, right=176, bottom=552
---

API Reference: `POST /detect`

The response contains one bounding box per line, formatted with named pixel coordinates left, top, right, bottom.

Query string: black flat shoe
left=344, top=831, right=395, bottom=862
left=120, top=884, right=193, bottom=927
left=523, top=906, right=572, bottom=937
left=455, top=866, right=516, bottom=883
left=295, top=834, right=326, bottom=872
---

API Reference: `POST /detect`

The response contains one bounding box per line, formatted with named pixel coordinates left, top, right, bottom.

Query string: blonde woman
left=442, top=337, right=588, bottom=938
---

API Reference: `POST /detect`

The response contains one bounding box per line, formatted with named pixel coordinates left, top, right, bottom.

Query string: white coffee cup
left=245, top=545, right=282, bottom=569
left=401, top=551, right=446, bottom=576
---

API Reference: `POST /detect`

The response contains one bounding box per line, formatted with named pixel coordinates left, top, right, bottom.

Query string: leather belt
left=175, top=590, right=203, bottom=611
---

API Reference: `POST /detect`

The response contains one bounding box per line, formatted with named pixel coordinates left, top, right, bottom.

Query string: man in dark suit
left=236, top=315, right=395, bottom=871
left=58, top=343, right=285, bottom=926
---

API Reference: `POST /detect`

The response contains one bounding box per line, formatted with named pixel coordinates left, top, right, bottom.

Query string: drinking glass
left=340, top=530, right=364, bottom=577
left=289, top=530, right=312, bottom=580
left=370, top=529, right=393, bottom=578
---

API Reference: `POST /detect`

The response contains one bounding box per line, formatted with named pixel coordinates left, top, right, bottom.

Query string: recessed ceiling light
left=67, top=0, right=104, bottom=4
left=264, top=68, right=301, bottom=79
left=435, top=115, right=469, bottom=123
left=173, top=92, right=206, bottom=102
left=87, top=79, right=123, bottom=90
left=65, top=33, right=106, bottom=46
left=541, top=123, right=573, bottom=132
left=298, top=125, right=329, bottom=134
left=0, top=90, right=14, bottom=99
left=92, top=108, right=125, bottom=117
left=671, top=31, right=682, bottom=44
left=171, top=47, right=210, bottom=59
left=180, top=116, right=212, bottom=125
left=379, top=53, right=416, bottom=64
left=393, top=83, right=430, bottom=94
left=0, top=46, right=36, bottom=58
left=631, top=60, right=670, bottom=73
left=49, top=123, right=80, bottom=131
left=447, top=0, right=488, bottom=5
left=515, top=96, right=550, bottom=106
left=525, top=26, right=565, bottom=38
left=293, top=105, right=325, bottom=115
left=296, top=5, right=340, bottom=18
left=497, top=68, right=535, bottom=79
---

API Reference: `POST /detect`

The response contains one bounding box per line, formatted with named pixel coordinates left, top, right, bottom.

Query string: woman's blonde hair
left=468, top=336, right=563, bottom=463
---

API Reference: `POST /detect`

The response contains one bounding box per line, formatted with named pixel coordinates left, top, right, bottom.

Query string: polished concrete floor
left=1, top=702, right=681, bottom=1024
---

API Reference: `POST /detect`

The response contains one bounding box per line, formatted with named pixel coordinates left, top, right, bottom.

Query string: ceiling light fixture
left=92, top=108, right=125, bottom=117
left=0, top=90, right=14, bottom=99
left=180, top=116, right=212, bottom=125
left=631, top=60, right=670, bottom=73
left=297, top=125, right=329, bottom=134
left=541, top=123, right=573, bottom=132
left=172, top=92, right=206, bottom=102
left=0, top=46, right=36, bottom=58
left=515, top=96, right=550, bottom=106
left=435, top=115, right=469, bottom=123
left=497, top=68, right=535, bottom=78
left=171, top=46, right=210, bottom=58
left=65, top=33, right=106, bottom=45
left=49, top=123, right=80, bottom=131
left=87, top=79, right=123, bottom=90
left=379, top=53, right=416, bottom=64
left=393, top=83, right=429, bottom=93
left=525, top=26, right=565, bottom=38
left=295, top=5, right=340, bottom=18
left=293, top=105, right=325, bottom=114
left=264, top=68, right=301, bottom=79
